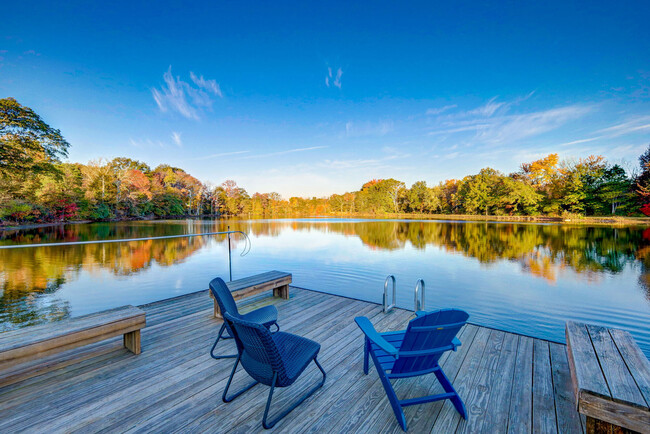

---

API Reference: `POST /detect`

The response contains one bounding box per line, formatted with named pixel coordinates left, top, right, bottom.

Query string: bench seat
left=209, top=271, right=292, bottom=318
left=0, top=305, right=146, bottom=386
left=565, top=321, right=650, bottom=433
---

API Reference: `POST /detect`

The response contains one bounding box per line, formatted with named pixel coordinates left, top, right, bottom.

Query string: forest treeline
left=2, top=97, right=650, bottom=224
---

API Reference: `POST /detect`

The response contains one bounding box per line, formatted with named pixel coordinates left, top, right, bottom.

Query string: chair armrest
left=415, top=310, right=427, bottom=317
left=354, top=317, right=398, bottom=357
left=451, top=337, right=461, bottom=350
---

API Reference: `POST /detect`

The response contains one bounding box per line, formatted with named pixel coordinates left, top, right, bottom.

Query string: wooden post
left=123, top=330, right=141, bottom=355
left=273, top=284, right=290, bottom=300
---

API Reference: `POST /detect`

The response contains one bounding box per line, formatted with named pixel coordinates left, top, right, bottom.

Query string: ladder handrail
left=414, top=279, right=425, bottom=312
left=383, top=275, right=397, bottom=313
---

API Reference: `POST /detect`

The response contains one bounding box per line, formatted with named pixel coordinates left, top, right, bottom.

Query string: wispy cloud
left=426, top=95, right=592, bottom=147
left=191, top=150, right=250, bottom=160
left=241, top=146, right=328, bottom=160
left=552, top=115, right=650, bottom=149
left=325, top=67, right=343, bottom=89
left=189, top=72, right=222, bottom=97
left=317, top=147, right=410, bottom=171
left=171, top=132, right=183, bottom=147
left=318, top=156, right=407, bottom=171
left=556, top=136, right=603, bottom=147
left=152, top=66, right=223, bottom=120
left=474, top=105, right=592, bottom=145
left=596, top=115, right=650, bottom=136
left=426, top=104, right=457, bottom=116
left=345, top=121, right=393, bottom=137
left=466, top=97, right=507, bottom=117
left=129, top=138, right=166, bottom=148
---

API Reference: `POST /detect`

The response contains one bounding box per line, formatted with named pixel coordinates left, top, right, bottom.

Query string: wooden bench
left=565, top=321, right=650, bottom=433
left=0, top=305, right=146, bottom=385
left=209, top=271, right=292, bottom=318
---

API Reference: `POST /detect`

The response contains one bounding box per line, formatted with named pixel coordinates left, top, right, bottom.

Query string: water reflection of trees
left=226, top=219, right=650, bottom=294
left=2, top=219, right=649, bottom=330
left=0, top=224, right=220, bottom=330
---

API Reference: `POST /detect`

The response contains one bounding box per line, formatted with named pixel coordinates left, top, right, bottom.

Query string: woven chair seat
left=273, top=332, right=321, bottom=383
left=241, top=305, right=278, bottom=327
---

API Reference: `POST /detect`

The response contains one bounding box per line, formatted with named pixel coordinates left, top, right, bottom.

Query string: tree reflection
left=0, top=224, right=216, bottom=330
left=2, top=219, right=650, bottom=329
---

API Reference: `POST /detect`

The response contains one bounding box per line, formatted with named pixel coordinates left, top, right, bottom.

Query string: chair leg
left=363, top=337, right=370, bottom=375
left=262, top=358, right=327, bottom=429
left=222, top=353, right=259, bottom=403
left=369, top=350, right=407, bottom=431
left=210, top=323, right=237, bottom=359
left=433, top=366, right=466, bottom=419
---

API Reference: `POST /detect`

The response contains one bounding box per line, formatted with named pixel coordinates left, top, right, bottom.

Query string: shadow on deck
left=0, top=287, right=585, bottom=433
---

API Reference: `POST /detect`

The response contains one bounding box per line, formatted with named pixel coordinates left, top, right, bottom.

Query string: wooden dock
left=0, top=287, right=586, bottom=433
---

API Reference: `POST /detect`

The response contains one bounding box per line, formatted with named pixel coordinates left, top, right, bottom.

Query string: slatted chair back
left=223, top=312, right=290, bottom=386
left=391, top=309, right=469, bottom=375
left=209, top=277, right=240, bottom=335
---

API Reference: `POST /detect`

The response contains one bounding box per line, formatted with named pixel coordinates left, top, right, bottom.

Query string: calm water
left=1, top=218, right=649, bottom=356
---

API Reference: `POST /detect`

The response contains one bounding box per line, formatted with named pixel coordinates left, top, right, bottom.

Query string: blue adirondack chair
left=355, top=309, right=469, bottom=431
left=209, top=277, right=279, bottom=359
left=222, top=311, right=327, bottom=429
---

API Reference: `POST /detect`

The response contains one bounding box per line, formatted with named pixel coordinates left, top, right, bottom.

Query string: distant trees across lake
left=2, top=97, right=650, bottom=224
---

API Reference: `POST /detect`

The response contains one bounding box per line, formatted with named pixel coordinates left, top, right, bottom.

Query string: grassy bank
left=321, top=212, right=650, bottom=226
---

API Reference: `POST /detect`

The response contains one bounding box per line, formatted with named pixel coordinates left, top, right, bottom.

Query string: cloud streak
left=152, top=66, right=223, bottom=119
left=171, top=132, right=183, bottom=147
left=596, top=116, right=650, bottom=136
left=240, top=145, right=328, bottom=160
left=426, top=104, right=457, bottom=116
left=345, top=120, right=393, bottom=137
left=425, top=95, right=593, bottom=147
left=325, top=67, right=343, bottom=89
left=190, top=150, right=250, bottom=160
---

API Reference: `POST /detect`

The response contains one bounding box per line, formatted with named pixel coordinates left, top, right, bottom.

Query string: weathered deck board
left=549, top=342, right=585, bottom=434
left=508, top=335, right=534, bottom=434
left=0, top=286, right=586, bottom=433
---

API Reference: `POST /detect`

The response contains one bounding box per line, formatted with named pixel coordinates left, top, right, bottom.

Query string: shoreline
left=324, top=213, right=650, bottom=226
left=3, top=213, right=650, bottom=231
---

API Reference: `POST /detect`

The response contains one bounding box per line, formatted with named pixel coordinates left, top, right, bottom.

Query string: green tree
left=598, top=165, right=632, bottom=215
left=458, top=168, right=501, bottom=215
left=497, top=176, right=542, bottom=215
left=0, top=98, right=70, bottom=176
left=407, top=181, right=437, bottom=213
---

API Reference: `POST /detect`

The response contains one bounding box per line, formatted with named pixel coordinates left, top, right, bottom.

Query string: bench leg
left=213, top=300, right=222, bottom=319
left=210, top=290, right=223, bottom=318
left=586, top=416, right=632, bottom=434
left=124, top=330, right=141, bottom=355
left=273, top=284, right=290, bottom=300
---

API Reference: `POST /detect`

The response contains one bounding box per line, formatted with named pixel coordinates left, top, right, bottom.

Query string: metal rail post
left=383, top=275, right=397, bottom=313
left=414, top=279, right=425, bottom=312
left=227, top=225, right=232, bottom=281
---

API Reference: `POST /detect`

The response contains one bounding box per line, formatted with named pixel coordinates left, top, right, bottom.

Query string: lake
left=1, top=218, right=649, bottom=356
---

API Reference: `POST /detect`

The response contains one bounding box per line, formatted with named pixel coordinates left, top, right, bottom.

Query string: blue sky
left=2, top=1, right=650, bottom=197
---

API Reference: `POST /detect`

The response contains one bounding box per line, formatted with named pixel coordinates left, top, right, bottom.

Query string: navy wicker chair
left=209, top=277, right=279, bottom=360
left=222, top=311, right=326, bottom=429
